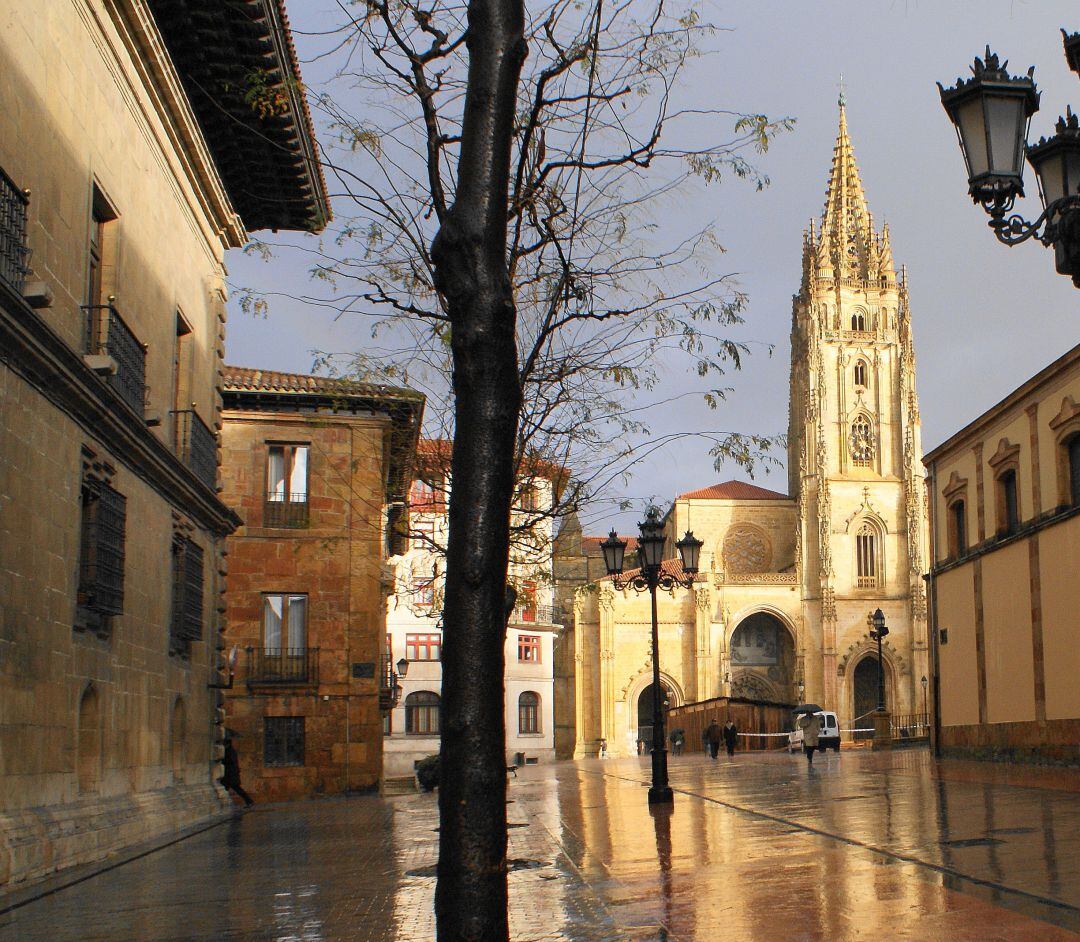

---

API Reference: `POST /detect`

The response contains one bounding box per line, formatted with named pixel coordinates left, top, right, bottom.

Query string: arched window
left=855, top=522, right=879, bottom=588
left=77, top=685, right=101, bottom=794
left=1068, top=434, right=1080, bottom=507
left=518, top=691, right=540, bottom=734
left=853, top=361, right=868, bottom=388
left=170, top=698, right=186, bottom=784
left=998, top=469, right=1019, bottom=535
left=405, top=691, right=440, bottom=735
left=850, top=415, right=875, bottom=467
left=948, top=500, right=967, bottom=558
left=851, top=312, right=866, bottom=331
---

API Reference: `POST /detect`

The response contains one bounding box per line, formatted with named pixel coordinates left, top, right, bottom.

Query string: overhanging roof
left=147, top=0, right=330, bottom=233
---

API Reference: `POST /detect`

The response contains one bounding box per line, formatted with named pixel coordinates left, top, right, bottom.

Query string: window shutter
left=182, top=539, right=204, bottom=642
left=93, top=484, right=126, bottom=615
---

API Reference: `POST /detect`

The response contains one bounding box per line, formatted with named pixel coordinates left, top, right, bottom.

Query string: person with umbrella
left=795, top=703, right=824, bottom=769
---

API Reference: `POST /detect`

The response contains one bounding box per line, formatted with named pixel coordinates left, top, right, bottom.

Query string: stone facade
left=926, top=343, right=1080, bottom=764
left=384, top=444, right=559, bottom=777
left=0, top=0, right=325, bottom=889
left=219, top=368, right=422, bottom=800
left=566, top=104, right=930, bottom=757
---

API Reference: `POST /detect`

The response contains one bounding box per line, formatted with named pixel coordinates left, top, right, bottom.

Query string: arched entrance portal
left=729, top=612, right=796, bottom=703
left=636, top=681, right=673, bottom=753
left=852, top=655, right=889, bottom=739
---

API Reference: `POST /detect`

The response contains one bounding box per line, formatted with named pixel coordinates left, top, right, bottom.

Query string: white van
left=788, top=711, right=841, bottom=752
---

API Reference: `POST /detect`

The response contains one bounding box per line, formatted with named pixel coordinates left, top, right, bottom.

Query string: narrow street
left=2, top=749, right=1077, bottom=941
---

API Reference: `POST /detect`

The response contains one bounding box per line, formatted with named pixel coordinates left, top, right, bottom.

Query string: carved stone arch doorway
left=626, top=671, right=682, bottom=754
left=728, top=610, right=797, bottom=704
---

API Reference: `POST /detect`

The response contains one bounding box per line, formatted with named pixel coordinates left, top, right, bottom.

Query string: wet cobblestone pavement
left=1, top=749, right=1077, bottom=940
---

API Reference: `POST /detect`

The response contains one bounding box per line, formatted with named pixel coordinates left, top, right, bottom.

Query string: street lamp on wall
left=939, top=38, right=1080, bottom=286
left=601, top=507, right=703, bottom=806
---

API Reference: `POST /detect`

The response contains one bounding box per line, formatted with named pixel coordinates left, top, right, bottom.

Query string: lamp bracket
left=611, top=570, right=696, bottom=594
left=983, top=192, right=1080, bottom=247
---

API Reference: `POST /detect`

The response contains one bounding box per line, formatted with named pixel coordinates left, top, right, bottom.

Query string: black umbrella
left=792, top=703, right=823, bottom=714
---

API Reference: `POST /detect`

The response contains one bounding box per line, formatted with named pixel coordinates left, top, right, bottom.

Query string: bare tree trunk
left=431, top=0, right=526, bottom=936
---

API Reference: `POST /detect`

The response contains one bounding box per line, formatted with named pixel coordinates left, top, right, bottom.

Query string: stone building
left=925, top=343, right=1080, bottom=763
left=219, top=368, right=423, bottom=800
left=384, top=442, right=561, bottom=777
left=566, top=103, right=930, bottom=757
left=0, top=0, right=326, bottom=887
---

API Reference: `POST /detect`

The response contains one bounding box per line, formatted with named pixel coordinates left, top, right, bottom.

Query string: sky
left=226, top=0, right=1079, bottom=534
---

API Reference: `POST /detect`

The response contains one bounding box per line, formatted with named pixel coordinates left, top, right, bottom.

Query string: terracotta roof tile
left=222, top=365, right=421, bottom=401
left=581, top=535, right=639, bottom=554
left=601, top=557, right=702, bottom=583
left=677, top=479, right=789, bottom=501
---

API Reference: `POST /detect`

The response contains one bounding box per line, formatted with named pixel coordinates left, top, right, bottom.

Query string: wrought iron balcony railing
left=172, top=409, right=217, bottom=490
left=83, top=302, right=147, bottom=416
left=0, top=167, right=30, bottom=294
left=245, top=646, right=319, bottom=685
left=263, top=491, right=310, bottom=528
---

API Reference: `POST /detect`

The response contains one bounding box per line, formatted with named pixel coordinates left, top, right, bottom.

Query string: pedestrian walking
left=704, top=719, right=722, bottom=759
left=598, top=738, right=608, bottom=759
left=669, top=728, right=685, bottom=756
left=723, top=720, right=738, bottom=757
left=799, top=712, right=823, bottom=769
left=220, top=737, right=254, bottom=807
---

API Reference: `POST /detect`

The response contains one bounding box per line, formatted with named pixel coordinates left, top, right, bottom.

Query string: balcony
left=0, top=167, right=30, bottom=294
left=173, top=409, right=217, bottom=490
left=83, top=302, right=147, bottom=416
left=514, top=603, right=554, bottom=625
left=245, top=646, right=319, bottom=686
left=263, top=491, right=309, bottom=528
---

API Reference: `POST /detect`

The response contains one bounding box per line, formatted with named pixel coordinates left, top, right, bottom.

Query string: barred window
left=948, top=500, right=967, bottom=558
left=1069, top=435, right=1080, bottom=507
left=264, top=717, right=305, bottom=767
left=170, top=538, right=204, bottom=657
left=999, top=469, right=1020, bottom=535
left=518, top=691, right=540, bottom=734
left=77, top=480, right=126, bottom=634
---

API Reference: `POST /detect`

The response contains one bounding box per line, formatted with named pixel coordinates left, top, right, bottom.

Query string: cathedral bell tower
left=789, top=100, right=929, bottom=721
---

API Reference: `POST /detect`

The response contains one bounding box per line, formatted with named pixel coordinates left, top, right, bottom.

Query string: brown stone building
left=926, top=343, right=1080, bottom=764
left=0, top=0, right=326, bottom=888
left=220, top=367, right=423, bottom=800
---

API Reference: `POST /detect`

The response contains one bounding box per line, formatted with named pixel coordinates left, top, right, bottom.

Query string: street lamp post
left=601, top=507, right=702, bottom=806
left=869, top=609, right=891, bottom=750
left=921, top=675, right=928, bottom=732
left=939, top=36, right=1080, bottom=287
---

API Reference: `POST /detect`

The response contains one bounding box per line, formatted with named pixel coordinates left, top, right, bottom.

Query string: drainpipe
left=925, top=460, right=941, bottom=758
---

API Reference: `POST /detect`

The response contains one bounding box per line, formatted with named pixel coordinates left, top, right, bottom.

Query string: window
left=853, top=361, right=867, bottom=388
left=518, top=691, right=540, bottom=734
left=406, top=632, right=441, bottom=661
left=518, top=581, right=537, bottom=622
left=850, top=416, right=875, bottom=468
left=84, top=187, right=117, bottom=353
left=855, top=523, right=878, bottom=588
left=263, top=594, right=307, bottom=651
left=518, top=634, right=541, bottom=663
left=1000, top=469, right=1019, bottom=535
left=169, top=537, right=204, bottom=657
left=409, top=477, right=443, bottom=512
left=410, top=578, right=435, bottom=609
left=405, top=691, right=440, bottom=735
left=948, top=500, right=967, bottom=558
left=265, top=445, right=309, bottom=527
left=76, top=478, right=126, bottom=636
left=264, top=717, right=305, bottom=767
left=411, top=516, right=436, bottom=550
left=1069, top=435, right=1080, bottom=507
left=851, top=312, right=866, bottom=331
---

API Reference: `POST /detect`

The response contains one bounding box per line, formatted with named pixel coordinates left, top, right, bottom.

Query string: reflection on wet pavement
left=0, top=749, right=1077, bottom=941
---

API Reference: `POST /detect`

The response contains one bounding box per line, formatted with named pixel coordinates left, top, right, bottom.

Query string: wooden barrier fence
left=667, top=696, right=796, bottom=753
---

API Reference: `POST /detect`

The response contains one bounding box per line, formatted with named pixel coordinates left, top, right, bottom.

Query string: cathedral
left=565, top=103, right=930, bottom=757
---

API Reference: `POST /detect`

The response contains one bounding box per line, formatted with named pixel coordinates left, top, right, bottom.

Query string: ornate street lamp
left=601, top=507, right=703, bottom=805
left=869, top=609, right=889, bottom=713
left=939, top=39, right=1080, bottom=287
left=921, top=675, right=929, bottom=729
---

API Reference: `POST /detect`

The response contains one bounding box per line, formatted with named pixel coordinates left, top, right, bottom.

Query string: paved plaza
left=1, top=748, right=1077, bottom=941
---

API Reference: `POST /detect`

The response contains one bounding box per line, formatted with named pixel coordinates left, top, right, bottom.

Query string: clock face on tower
left=850, top=417, right=875, bottom=466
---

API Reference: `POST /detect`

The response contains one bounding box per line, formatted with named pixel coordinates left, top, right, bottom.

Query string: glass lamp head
left=600, top=529, right=627, bottom=576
